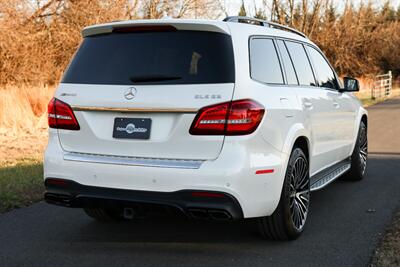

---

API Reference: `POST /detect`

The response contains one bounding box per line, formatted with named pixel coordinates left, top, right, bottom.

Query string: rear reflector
left=48, top=98, right=80, bottom=130
left=189, top=99, right=264, bottom=135
left=255, top=169, right=274, bottom=175
left=45, top=178, right=69, bottom=187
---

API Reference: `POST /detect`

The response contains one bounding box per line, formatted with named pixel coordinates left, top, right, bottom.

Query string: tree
left=325, top=1, right=337, bottom=24
left=397, top=5, right=400, bottom=20
left=2, top=0, right=400, bottom=85
left=0, top=0, right=221, bottom=85
left=254, top=0, right=267, bottom=20
left=380, top=0, right=396, bottom=22
left=238, top=0, right=247, bottom=16
left=254, top=8, right=266, bottom=20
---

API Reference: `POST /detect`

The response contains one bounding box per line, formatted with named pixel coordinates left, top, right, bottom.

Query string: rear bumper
left=44, top=178, right=243, bottom=220
left=44, top=129, right=289, bottom=218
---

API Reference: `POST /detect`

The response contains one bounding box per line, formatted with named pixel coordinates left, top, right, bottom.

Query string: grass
left=0, top=85, right=49, bottom=213
left=360, top=98, right=385, bottom=107
left=0, top=159, right=44, bottom=213
left=360, top=90, right=400, bottom=107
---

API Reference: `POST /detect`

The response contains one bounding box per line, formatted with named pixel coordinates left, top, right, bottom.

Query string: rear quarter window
left=62, top=30, right=235, bottom=85
left=249, top=38, right=284, bottom=84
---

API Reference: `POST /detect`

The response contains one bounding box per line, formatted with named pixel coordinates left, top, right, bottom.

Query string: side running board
left=310, top=159, right=351, bottom=192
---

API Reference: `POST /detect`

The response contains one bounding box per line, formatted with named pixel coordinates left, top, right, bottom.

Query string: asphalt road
left=1, top=98, right=400, bottom=267
left=368, top=96, right=400, bottom=154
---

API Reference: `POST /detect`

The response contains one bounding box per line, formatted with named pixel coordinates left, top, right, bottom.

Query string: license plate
left=113, top=118, right=152, bottom=139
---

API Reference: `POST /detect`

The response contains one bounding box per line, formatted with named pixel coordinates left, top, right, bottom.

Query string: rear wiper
left=129, top=75, right=182, bottom=83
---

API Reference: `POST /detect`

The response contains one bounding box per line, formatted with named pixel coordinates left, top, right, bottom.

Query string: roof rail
left=223, top=16, right=308, bottom=39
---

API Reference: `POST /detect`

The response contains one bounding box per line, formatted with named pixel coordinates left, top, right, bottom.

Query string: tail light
left=48, top=98, right=80, bottom=130
left=189, top=99, right=264, bottom=135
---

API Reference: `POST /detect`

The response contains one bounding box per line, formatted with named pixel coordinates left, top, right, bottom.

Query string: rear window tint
left=62, top=30, right=234, bottom=85
left=249, top=38, right=284, bottom=84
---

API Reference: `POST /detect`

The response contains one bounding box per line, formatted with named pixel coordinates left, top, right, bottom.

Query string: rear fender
left=270, top=123, right=311, bottom=210
left=282, top=123, right=311, bottom=157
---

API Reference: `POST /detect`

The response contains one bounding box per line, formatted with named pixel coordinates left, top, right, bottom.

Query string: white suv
left=44, top=17, right=368, bottom=240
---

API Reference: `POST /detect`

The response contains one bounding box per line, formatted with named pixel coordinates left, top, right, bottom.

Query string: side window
left=249, top=38, right=284, bottom=84
left=276, top=40, right=298, bottom=85
left=307, top=46, right=338, bottom=89
left=285, top=41, right=316, bottom=86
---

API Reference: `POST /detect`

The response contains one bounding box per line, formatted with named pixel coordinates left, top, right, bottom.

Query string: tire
left=258, top=147, right=310, bottom=241
left=83, top=208, right=123, bottom=222
left=341, top=121, right=368, bottom=181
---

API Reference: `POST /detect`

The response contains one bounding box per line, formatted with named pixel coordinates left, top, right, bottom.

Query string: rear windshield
left=62, top=30, right=235, bottom=85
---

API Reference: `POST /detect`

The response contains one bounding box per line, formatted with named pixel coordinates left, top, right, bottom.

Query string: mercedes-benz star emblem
left=124, top=87, right=137, bottom=100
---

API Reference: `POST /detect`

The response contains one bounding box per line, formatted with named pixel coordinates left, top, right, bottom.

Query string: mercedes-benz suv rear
left=44, top=18, right=367, bottom=241
left=44, top=21, right=254, bottom=221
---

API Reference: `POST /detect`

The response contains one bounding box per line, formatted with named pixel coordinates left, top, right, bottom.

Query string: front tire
left=258, top=147, right=310, bottom=240
left=341, top=120, right=368, bottom=181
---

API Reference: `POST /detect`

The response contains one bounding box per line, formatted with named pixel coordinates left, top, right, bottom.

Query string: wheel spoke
left=298, top=160, right=307, bottom=187
left=291, top=205, right=298, bottom=226
left=299, top=194, right=309, bottom=204
left=293, top=204, right=301, bottom=227
left=290, top=199, right=295, bottom=208
left=289, top=155, right=310, bottom=230
left=297, top=197, right=306, bottom=213
left=296, top=201, right=304, bottom=224
left=361, top=139, right=367, bottom=148
left=361, top=154, right=367, bottom=161
left=358, top=126, right=368, bottom=174
left=296, top=196, right=308, bottom=215
left=298, top=174, right=309, bottom=190
left=294, top=158, right=306, bottom=188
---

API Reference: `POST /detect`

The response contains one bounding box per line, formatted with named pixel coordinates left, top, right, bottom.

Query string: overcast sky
left=223, top=0, right=400, bottom=17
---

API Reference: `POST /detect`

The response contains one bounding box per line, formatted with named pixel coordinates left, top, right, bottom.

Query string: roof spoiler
left=82, top=20, right=230, bottom=37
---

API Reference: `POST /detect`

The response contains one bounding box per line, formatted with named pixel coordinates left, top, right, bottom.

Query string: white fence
left=372, top=71, right=392, bottom=99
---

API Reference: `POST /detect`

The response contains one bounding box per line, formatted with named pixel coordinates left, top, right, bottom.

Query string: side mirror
left=342, top=77, right=360, bottom=92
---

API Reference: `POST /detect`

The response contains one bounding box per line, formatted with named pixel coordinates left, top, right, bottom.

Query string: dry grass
left=0, top=85, right=53, bottom=213
left=0, top=85, right=53, bottom=131
left=0, top=85, right=52, bottom=212
left=0, top=85, right=53, bottom=165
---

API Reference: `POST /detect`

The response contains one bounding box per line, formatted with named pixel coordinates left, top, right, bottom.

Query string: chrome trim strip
left=71, top=106, right=198, bottom=114
left=310, top=163, right=351, bottom=192
left=63, top=152, right=204, bottom=169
